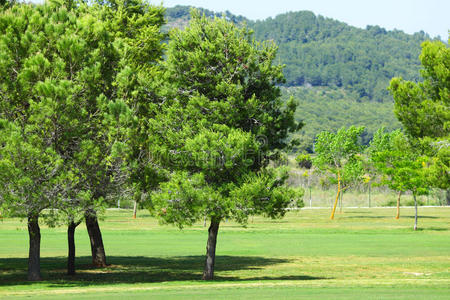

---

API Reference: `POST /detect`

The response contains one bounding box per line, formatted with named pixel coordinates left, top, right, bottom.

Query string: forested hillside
left=250, top=11, right=431, bottom=101
left=165, top=6, right=437, bottom=152
left=281, top=86, right=401, bottom=152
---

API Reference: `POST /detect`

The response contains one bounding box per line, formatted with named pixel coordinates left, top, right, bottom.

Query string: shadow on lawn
left=0, top=255, right=326, bottom=286
left=344, top=215, right=439, bottom=219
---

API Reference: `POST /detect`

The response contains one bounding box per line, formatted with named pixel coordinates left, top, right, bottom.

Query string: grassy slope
left=0, top=208, right=449, bottom=299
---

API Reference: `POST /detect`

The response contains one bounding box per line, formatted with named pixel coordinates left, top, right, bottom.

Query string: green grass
left=1, top=207, right=449, bottom=299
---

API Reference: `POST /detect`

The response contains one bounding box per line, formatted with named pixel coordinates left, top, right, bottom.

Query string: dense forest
left=166, top=6, right=440, bottom=152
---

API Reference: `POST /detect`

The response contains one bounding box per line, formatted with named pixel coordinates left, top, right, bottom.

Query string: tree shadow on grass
left=404, top=215, right=438, bottom=219
left=412, top=227, right=449, bottom=232
left=344, top=216, right=392, bottom=219
left=0, top=255, right=327, bottom=287
left=423, top=227, right=449, bottom=231
left=344, top=215, right=438, bottom=219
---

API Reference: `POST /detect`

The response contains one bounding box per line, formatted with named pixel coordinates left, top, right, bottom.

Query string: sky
left=151, top=0, right=449, bottom=40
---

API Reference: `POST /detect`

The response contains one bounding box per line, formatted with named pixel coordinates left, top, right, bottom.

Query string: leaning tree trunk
left=202, top=218, right=220, bottom=280
left=27, top=213, right=41, bottom=281
left=396, top=191, right=402, bottom=219
left=413, top=192, right=418, bottom=231
left=85, top=209, right=107, bottom=267
left=67, top=220, right=81, bottom=275
left=330, top=171, right=341, bottom=220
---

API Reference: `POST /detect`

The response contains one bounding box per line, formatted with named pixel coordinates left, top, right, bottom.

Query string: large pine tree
left=150, top=11, right=303, bottom=280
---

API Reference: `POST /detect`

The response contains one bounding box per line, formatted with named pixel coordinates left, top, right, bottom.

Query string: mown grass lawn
left=0, top=207, right=449, bottom=299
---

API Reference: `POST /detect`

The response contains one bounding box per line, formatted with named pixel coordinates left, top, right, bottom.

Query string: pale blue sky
left=152, top=0, right=449, bottom=40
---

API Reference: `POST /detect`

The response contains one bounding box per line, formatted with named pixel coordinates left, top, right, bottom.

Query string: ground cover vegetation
left=0, top=208, right=449, bottom=299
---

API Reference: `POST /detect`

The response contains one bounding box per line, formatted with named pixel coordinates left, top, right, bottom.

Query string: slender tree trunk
left=133, top=200, right=138, bottom=219
left=85, top=209, right=107, bottom=267
left=413, top=193, right=418, bottom=231
left=330, top=171, right=340, bottom=220
left=67, top=220, right=81, bottom=275
left=309, top=186, right=312, bottom=208
left=27, top=213, right=41, bottom=281
left=395, top=191, right=402, bottom=219
left=339, top=190, right=344, bottom=213
left=338, top=189, right=341, bottom=212
left=202, top=218, right=220, bottom=280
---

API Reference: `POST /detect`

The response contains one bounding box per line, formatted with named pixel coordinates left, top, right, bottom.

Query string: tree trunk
left=27, top=213, right=41, bottom=281
left=396, top=191, right=402, bottom=219
left=85, top=209, right=107, bottom=267
left=67, top=220, right=81, bottom=275
left=339, top=190, right=344, bottom=213
left=133, top=200, right=137, bottom=219
left=413, top=192, right=418, bottom=231
left=309, top=186, right=312, bottom=208
left=202, top=218, right=220, bottom=280
left=330, top=171, right=340, bottom=220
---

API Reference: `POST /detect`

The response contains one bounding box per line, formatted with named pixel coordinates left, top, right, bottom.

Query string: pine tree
left=0, top=0, right=166, bottom=278
left=389, top=39, right=449, bottom=204
left=150, top=11, right=303, bottom=280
